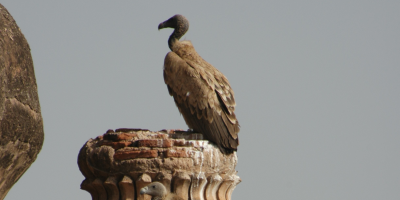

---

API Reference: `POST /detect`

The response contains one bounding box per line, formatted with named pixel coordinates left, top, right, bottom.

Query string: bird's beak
left=140, top=186, right=148, bottom=195
left=158, top=22, right=164, bottom=30
left=158, top=18, right=174, bottom=30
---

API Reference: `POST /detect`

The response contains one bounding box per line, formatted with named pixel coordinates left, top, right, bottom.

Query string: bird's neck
left=168, top=19, right=188, bottom=51
left=168, top=35, right=178, bottom=51
left=168, top=30, right=183, bottom=51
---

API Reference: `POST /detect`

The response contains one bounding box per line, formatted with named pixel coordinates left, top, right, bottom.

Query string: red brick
left=116, top=133, right=137, bottom=141
left=101, top=141, right=132, bottom=149
left=114, top=150, right=158, bottom=160
left=165, top=149, right=189, bottom=158
left=138, top=139, right=173, bottom=148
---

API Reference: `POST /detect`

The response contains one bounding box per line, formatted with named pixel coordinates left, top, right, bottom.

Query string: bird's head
left=158, top=14, right=190, bottom=51
left=140, top=182, right=167, bottom=198
left=158, top=14, right=188, bottom=31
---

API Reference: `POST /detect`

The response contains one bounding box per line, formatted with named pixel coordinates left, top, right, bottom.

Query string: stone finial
left=78, top=129, right=241, bottom=200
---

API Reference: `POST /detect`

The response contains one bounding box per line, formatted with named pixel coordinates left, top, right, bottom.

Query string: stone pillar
left=0, top=4, right=44, bottom=200
left=78, top=129, right=241, bottom=200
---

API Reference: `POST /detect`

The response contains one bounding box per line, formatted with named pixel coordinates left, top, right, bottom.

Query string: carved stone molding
left=78, top=129, right=240, bottom=200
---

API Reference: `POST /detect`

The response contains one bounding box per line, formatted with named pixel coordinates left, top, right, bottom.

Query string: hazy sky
left=2, top=1, right=400, bottom=200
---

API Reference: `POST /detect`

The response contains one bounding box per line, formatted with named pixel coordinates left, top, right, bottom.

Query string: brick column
left=78, top=129, right=240, bottom=200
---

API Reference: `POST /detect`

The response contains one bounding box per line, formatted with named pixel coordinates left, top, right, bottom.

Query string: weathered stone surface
left=0, top=4, right=44, bottom=200
left=136, top=174, right=151, bottom=200
left=165, top=149, right=189, bottom=158
left=104, top=176, right=119, bottom=200
left=78, top=129, right=240, bottom=200
left=119, top=176, right=135, bottom=200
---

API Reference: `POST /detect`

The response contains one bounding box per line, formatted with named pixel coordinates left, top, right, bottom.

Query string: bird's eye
left=152, top=185, right=156, bottom=188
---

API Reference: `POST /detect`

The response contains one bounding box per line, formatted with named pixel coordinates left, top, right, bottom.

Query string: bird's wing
left=185, top=59, right=238, bottom=124
left=163, top=51, right=239, bottom=140
left=164, top=51, right=215, bottom=123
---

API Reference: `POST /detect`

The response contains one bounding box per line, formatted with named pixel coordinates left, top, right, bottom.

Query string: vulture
left=158, top=14, right=239, bottom=153
left=140, top=182, right=183, bottom=200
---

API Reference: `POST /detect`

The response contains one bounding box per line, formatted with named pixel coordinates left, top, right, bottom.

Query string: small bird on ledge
left=140, top=182, right=184, bottom=200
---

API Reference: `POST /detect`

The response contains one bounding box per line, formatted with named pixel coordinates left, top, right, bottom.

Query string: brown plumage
left=158, top=14, right=239, bottom=153
left=140, top=182, right=183, bottom=200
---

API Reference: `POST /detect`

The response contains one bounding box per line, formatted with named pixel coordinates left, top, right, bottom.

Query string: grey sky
left=2, top=1, right=400, bottom=199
